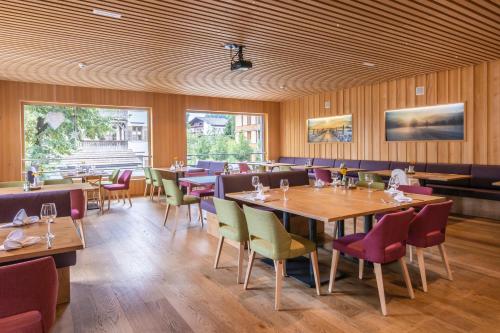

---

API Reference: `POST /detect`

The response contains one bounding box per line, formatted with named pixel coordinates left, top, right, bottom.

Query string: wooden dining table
left=292, top=165, right=329, bottom=170
left=154, top=166, right=205, bottom=183
left=492, top=181, right=500, bottom=186
left=227, top=185, right=445, bottom=287
left=0, top=216, right=84, bottom=304
left=247, top=162, right=296, bottom=171
left=325, top=167, right=366, bottom=174
left=368, top=169, right=472, bottom=182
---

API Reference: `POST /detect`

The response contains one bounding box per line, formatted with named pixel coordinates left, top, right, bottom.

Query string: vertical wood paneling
left=280, top=60, right=500, bottom=165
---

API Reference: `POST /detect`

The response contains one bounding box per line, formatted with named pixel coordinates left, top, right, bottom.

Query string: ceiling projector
left=224, top=43, right=253, bottom=71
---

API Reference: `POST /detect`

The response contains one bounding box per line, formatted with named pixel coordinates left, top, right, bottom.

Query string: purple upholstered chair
left=70, top=189, right=86, bottom=248
left=314, top=168, right=332, bottom=183
left=407, top=200, right=453, bottom=292
left=329, top=208, right=415, bottom=316
left=103, top=170, right=133, bottom=210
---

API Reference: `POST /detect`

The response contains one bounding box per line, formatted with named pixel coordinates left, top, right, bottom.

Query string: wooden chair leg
left=144, top=183, right=148, bottom=197
left=438, top=243, right=453, bottom=281
left=76, top=219, right=86, bottom=248
left=415, top=247, right=428, bottom=292
left=359, top=259, right=364, bottom=279
left=214, top=236, right=224, bottom=269
left=237, top=242, right=245, bottom=284
left=127, top=190, right=132, bottom=207
left=399, top=257, right=415, bottom=299
left=107, top=190, right=111, bottom=210
left=353, top=217, right=357, bottom=234
left=157, top=186, right=161, bottom=201
left=150, top=185, right=155, bottom=200
left=328, top=249, right=340, bottom=293
left=187, top=204, right=192, bottom=222
left=275, top=260, right=283, bottom=310
left=172, top=206, right=179, bottom=234
left=310, top=250, right=321, bottom=296
left=243, top=250, right=256, bottom=290
left=198, top=203, right=203, bottom=225
left=332, top=221, right=338, bottom=240
left=163, top=204, right=170, bottom=226
left=122, top=190, right=126, bottom=204
left=409, top=245, right=413, bottom=262
left=373, top=263, right=387, bottom=316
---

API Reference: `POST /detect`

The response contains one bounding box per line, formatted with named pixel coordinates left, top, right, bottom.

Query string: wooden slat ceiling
left=0, top=0, right=498, bottom=101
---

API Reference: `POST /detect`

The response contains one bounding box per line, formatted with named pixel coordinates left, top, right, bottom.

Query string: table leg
left=56, top=267, right=70, bottom=305
left=283, top=212, right=290, bottom=232
left=337, top=220, right=345, bottom=238
left=308, top=218, right=317, bottom=283
left=364, top=214, right=373, bottom=232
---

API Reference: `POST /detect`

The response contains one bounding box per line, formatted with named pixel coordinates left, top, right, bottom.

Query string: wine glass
left=40, top=203, right=57, bottom=240
left=331, top=172, right=340, bottom=187
left=280, top=179, right=289, bottom=201
left=251, top=176, right=260, bottom=192
left=393, top=175, right=400, bottom=190
left=179, top=160, right=184, bottom=168
left=366, top=173, right=374, bottom=192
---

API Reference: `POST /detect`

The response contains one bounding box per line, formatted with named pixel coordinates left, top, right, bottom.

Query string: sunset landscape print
left=385, top=103, right=464, bottom=141
left=307, top=114, right=352, bottom=142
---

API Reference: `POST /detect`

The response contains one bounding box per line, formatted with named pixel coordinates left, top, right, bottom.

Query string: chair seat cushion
left=190, top=188, right=215, bottom=197
left=251, top=233, right=315, bottom=260
left=408, top=230, right=445, bottom=248
left=71, top=208, right=81, bottom=220
left=103, top=184, right=126, bottom=191
left=182, top=195, right=200, bottom=205
left=332, top=233, right=366, bottom=258
left=0, top=311, right=43, bottom=333
left=288, top=234, right=316, bottom=258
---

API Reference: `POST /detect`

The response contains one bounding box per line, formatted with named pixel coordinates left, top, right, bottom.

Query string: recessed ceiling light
left=362, top=62, right=375, bottom=67
left=92, top=8, right=122, bottom=19
left=78, top=62, right=87, bottom=69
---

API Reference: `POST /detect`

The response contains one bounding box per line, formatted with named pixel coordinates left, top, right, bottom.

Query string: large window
left=23, top=104, right=150, bottom=178
left=186, top=112, right=264, bottom=165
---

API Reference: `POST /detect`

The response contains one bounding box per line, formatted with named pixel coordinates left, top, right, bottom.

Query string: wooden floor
left=53, top=197, right=500, bottom=333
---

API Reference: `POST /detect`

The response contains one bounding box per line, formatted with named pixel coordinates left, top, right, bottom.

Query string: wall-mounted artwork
left=307, top=114, right=352, bottom=143
left=385, top=103, right=465, bottom=141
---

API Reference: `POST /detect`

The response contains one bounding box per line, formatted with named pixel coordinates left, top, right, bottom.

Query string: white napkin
left=393, top=193, right=413, bottom=203
left=0, top=229, right=41, bottom=251
left=384, top=188, right=402, bottom=196
left=170, top=165, right=176, bottom=171
left=314, top=179, right=325, bottom=188
left=0, top=209, right=39, bottom=229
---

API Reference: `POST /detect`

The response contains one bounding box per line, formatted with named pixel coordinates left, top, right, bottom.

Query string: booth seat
left=193, top=160, right=227, bottom=175
left=0, top=191, right=77, bottom=269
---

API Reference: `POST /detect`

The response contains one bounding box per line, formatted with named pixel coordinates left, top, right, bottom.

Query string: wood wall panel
left=280, top=60, right=500, bottom=165
left=0, top=80, right=280, bottom=181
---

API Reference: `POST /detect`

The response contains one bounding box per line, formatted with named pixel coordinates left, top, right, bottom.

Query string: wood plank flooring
left=53, top=197, right=500, bottom=332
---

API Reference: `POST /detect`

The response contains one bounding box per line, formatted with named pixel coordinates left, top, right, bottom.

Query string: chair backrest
left=70, top=189, right=85, bottom=220
left=150, top=168, right=163, bottom=186
left=0, top=257, right=58, bottom=333
left=409, top=200, right=453, bottom=241
left=279, top=165, right=292, bottom=172
left=0, top=181, right=25, bottom=188
left=238, top=163, right=250, bottom=173
left=363, top=208, right=415, bottom=263
left=144, top=167, right=152, bottom=180
left=243, top=205, right=291, bottom=260
left=213, top=198, right=249, bottom=242
left=43, top=178, right=73, bottom=185
left=196, top=160, right=211, bottom=170
left=314, top=168, right=332, bottom=183
left=391, top=169, right=409, bottom=185
left=163, top=179, right=183, bottom=205
left=118, top=170, right=133, bottom=189
left=357, top=181, right=385, bottom=190
left=255, top=165, right=266, bottom=173
left=398, top=184, right=433, bottom=196
left=358, top=171, right=383, bottom=183
left=110, top=169, right=121, bottom=183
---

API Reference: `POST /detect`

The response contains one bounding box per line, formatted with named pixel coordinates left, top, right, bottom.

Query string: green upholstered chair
left=43, top=178, right=73, bottom=185
left=143, top=167, right=152, bottom=197
left=0, top=181, right=25, bottom=188
left=357, top=181, right=386, bottom=191
left=254, top=165, right=266, bottom=173
left=278, top=166, right=292, bottom=172
left=213, top=198, right=249, bottom=283
left=162, top=179, right=202, bottom=234
left=242, top=205, right=321, bottom=310
left=358, top=171, right=383, bottom=183
left=150, top=168, right=164, bottom=201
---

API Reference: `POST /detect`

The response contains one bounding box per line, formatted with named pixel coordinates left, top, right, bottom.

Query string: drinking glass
left=331, top=172, right=340, bottom=187
left=40, top=203, right=57, bottom=240
left=179, top=160, right=184, bottom=168
left=251, top=175, right=260, bottom=192
left=366, top=173, right=374, bottom=192
left=280, top=179, right=289, bottom=201
left=388, top=176, right=396, bottom=191
left=393, top=175, right=400, bottom=190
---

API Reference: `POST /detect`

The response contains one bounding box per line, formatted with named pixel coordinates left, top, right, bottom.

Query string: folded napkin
left=170, top=165, right=176, bottom=171
left=384, top=188, right=402, bottom=196
left=393, top=193, right=413, bottom=203
left=0, top=209, right=39, bottom=229
left=0, top=229, right=41, bottom=251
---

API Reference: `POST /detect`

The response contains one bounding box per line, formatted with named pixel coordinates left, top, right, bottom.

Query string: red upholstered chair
left=238, top=163, right=250, bottom=173
left=314, top=168, right=332, bottom=183
left=407, top=200, right=454, bottom=292
left=103, top=170, right=133, bottom=210
left=329, top=208, right=415, bottom=316
left=70, top=189, right=86, bottom=248
left=0, top=257, right=58, bottom=333
left=179, top=171, right=208, bottom=194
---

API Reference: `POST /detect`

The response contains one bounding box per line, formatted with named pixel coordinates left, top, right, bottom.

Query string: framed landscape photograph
left=307, top=114, right=352, bottom=143
left=385, top=103, right=465, bottom=141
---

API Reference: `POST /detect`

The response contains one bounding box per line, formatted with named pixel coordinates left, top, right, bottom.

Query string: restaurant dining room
left=0, top=1, right=499, bottom=332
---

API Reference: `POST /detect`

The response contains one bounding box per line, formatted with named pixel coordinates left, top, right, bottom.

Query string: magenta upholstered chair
left=407, top=200, right=453, bottom=292
left=314, top=168, right=332, bottom=183
left=179, top=170, right=208, bottom=194
left=238, top=163, right=251, bottom=173
left=103, top=170, right=133, bottom=210
left=0, top=257, right=58, bottom=333
left=70, top=189, right=86, bottom=247
left=329, top=208, right=415, bottom=316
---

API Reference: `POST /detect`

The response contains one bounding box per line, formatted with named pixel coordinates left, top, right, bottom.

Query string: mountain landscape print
left=385, top=103, right=464, bottom=141
left=307, top=114, right=352, bottom=143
